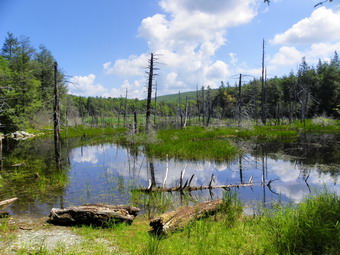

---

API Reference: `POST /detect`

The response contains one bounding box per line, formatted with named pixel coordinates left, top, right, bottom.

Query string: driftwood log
left=0, top=197, right=18, bottom=208
left=150, top=199, right=223, bottom=234
left=48, top=204, right=140, bottom=226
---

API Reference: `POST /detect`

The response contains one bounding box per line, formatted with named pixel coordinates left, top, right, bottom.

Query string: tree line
left=1, top=33, right=339, bottom=133
left=0, top=32, right=66, bottom=131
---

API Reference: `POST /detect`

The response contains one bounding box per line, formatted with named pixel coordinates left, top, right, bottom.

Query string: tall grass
left=261, top=191, right=340, bottom=254
left=146, top=127, right=239, bottom=161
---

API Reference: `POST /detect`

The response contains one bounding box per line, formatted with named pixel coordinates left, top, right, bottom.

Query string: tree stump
left=150, top=199, right=223, bottom=234
left=48, top=204, right=140, bottom=226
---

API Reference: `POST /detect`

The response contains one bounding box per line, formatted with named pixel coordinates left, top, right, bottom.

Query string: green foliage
left=0, top=32, right=67, bottom=132
left=261, top=191, right=340, bottom=254
left=146, top=126, right=239, bottom=161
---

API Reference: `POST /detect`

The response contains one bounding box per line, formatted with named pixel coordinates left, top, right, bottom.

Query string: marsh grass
left=130, top=191, right=177, bottom=219
left=146, top=127, right=239, bottom=161
left=145, top=125, right=301, bottom=161
left=0, top=159, right=68, bottom=203
left=293, top=118, right=340, bottom=133
left=260, top=190, right=340, bottom=254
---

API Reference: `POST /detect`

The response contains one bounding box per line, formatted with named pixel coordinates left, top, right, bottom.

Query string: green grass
left=261, top=190, right=340, bottom=254
left=1, top=192, right=338, bottom=254
left=144, top=125, right=301, bottom=161
left=145, top=127, right=238, bottom=161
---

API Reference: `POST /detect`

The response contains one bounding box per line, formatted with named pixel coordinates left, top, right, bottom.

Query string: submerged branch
left=135, top=183, right=254, bottom=193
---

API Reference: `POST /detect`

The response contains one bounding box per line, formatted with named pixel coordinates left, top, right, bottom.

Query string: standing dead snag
left=53, top=61, right=61, bottom=169
left=150, top=199, right=223, bottom=234
left=48, top=204, right=140, bottom=226
left=145, top=53, right=159, bottom=133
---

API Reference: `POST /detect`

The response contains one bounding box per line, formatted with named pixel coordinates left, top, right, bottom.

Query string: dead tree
left=201, top=86, right=206, bottom=125
left=49, top=204, right=140, bottom=226
left=150, top=200, right=224, bottom=234
left=182, top=96, right=189, bottom=128
left=261, top=39, right=267, bottom=125
left=145, top=53, right=159, bottom=133
left=53, top=62, right=61, bottom=169
left=124, top=88, right=128, bottom=127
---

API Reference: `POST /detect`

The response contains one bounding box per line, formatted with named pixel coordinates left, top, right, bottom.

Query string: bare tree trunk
left=261, top=39, right=267, bottom=125
left=145, top=53, right=154, bottom=133
left=182, top=96, right=189, bottom=128
left=178, top=91, right=183, bottom=127
left=53, top=62, right=61, bottom=170
left=238, top=74, right=242, bottom=126
left=134, top=111, right=138, bottom=134
left=196, top=84, right=200, bottom=123
left=124, top=88, right=128, bottom=127
left=201, top=86, right=205, bottom=125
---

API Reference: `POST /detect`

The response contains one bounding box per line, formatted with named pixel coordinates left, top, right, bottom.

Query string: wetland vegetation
left=0, top=32, right=339, bottom=254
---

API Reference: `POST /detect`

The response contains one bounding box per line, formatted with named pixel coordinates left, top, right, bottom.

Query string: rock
left=48, top=204, right=140, bottom=226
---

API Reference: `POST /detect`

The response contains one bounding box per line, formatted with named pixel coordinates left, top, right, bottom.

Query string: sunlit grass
left=0, top=192, right=338, bottom=254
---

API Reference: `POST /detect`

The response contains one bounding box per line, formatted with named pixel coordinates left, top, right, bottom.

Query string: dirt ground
left=0, top=216, right=85, bottom=254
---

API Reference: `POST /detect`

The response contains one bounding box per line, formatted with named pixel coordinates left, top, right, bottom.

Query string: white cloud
left=268, top=41, right=340, bottom=71
left=103, top=54, right=149, bottom=76
left=270, top=46, right=304, bottom=66
left=110, top=79, right=145, bottom=99
left=69, top=74, right=110, bottom=97
left=205, top=60, right=229, bottom=82
left=272, top=7, right=340, bottom=45
left=68, top=74, right=144, bottom=98
left=104, top=0, right=258, bottom=95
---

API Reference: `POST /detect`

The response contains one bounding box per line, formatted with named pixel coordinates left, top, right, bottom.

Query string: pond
left=1, top=133, right=339, bottom=217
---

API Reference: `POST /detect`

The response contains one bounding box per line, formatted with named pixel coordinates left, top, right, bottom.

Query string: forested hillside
left=1, top=33, right=339, bottom=132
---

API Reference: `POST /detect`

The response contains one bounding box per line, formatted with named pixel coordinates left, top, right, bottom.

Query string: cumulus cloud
left=69, top=74, right=110, bottom=97
left=268, top=7, right=340, bottom=72
left=104, top=0, right=258, bottom=96
left=268, top=41, right=340, bottom=71
left=110, top=79, right=145, bottom=99
left=270, top=46, right=304, bottom=66
left=272, top=7, right=340, bottom=45
left=103, top=54, right=149, bottom=76
left=69, top=74, right=144, bottom=98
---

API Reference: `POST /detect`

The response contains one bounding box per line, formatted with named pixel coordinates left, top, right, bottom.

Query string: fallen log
left=137, top=183, right=254, bottom=193
left=48, top=204, right=140, bottom=226
left=0, top=197, right=18, bottom=208
left=150, top=199, right=223, bottom=234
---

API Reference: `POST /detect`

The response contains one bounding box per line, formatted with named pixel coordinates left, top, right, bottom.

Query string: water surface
left=1, top=134, right=339, bottom=217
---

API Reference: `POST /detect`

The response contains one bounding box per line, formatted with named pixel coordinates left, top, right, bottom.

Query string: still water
left=1, top=134, right=339, bottom=217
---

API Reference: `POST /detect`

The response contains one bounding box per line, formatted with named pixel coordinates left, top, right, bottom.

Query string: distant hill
left=156, top=89, right=220, bottom=103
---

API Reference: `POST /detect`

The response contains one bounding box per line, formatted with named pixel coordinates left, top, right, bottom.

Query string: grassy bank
left=61, top=191, right=340, bottom=254
left=1, top=191, right=338, bottom=254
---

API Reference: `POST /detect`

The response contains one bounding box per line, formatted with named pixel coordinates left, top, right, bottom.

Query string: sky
left=1, top=0, right=340, bottom=99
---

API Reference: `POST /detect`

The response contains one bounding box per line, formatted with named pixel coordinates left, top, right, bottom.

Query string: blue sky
left=1, top=0, right=340, bottom=98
